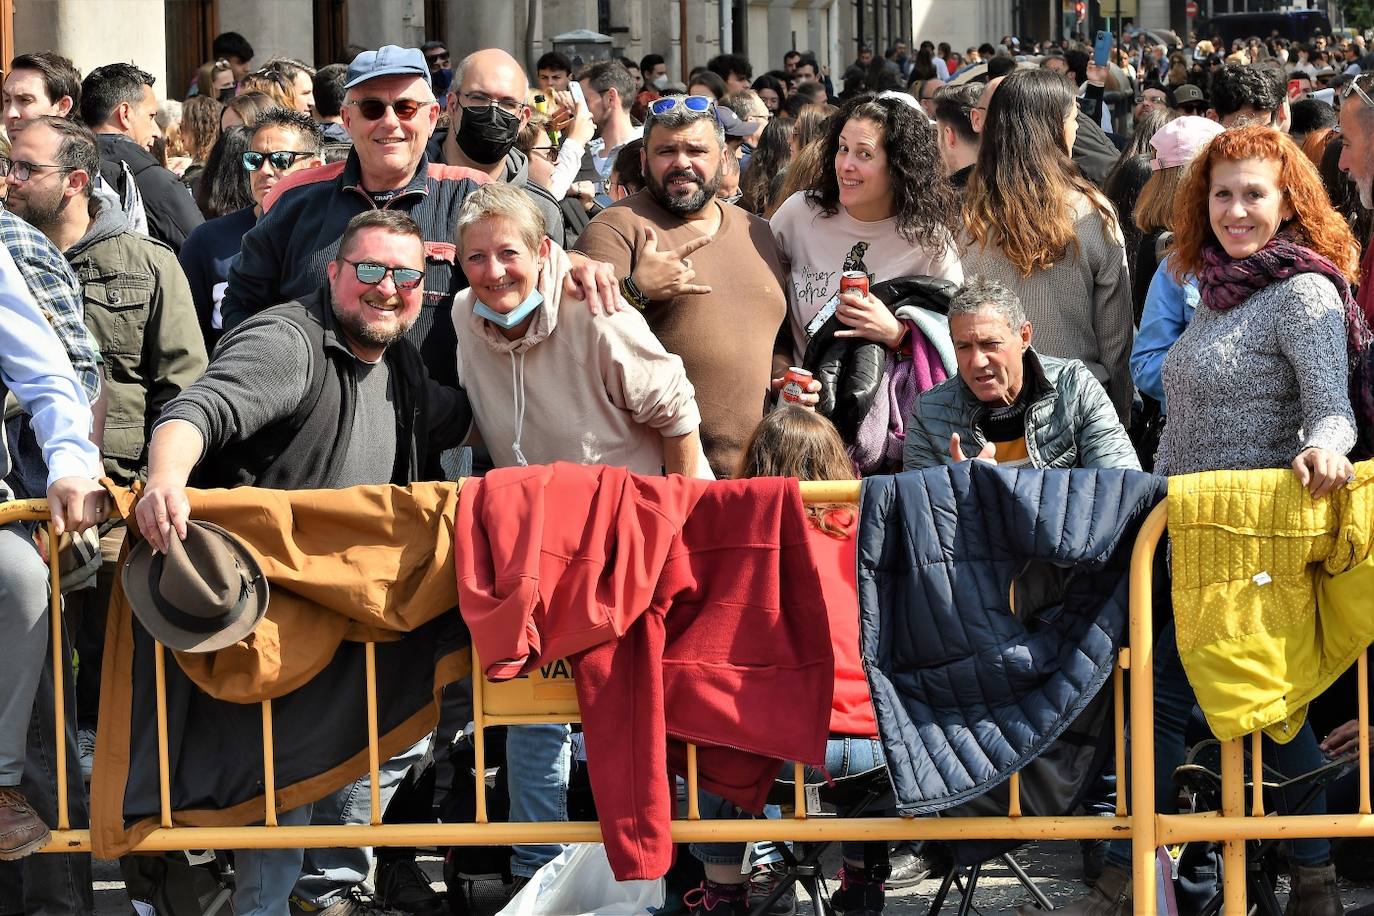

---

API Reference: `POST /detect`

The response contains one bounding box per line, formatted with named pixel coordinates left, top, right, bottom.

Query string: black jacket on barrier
left=857, top=462, right=1166, bottom=817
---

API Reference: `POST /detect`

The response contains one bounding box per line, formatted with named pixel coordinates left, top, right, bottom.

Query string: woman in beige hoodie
left=452, top=181, right=703, bottom=477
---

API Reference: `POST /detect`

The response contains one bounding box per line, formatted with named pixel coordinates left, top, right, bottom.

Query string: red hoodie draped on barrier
left=454, top=463, right=835, bottom=880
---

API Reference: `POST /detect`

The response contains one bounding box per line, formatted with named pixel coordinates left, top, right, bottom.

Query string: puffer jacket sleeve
left=902, top=387, right=954, bottom=470
left=1068, top=360, right=1141, bottom=470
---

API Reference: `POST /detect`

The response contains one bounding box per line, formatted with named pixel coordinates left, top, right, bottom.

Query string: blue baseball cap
left=344, top=45, right=431, bottom=90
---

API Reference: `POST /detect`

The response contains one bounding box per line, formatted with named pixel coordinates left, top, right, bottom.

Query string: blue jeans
left=505, top=724, right=571, bottom=878
left=690, top=736, right=887, bottom=868
left=1105, top=622, right=1330, bottom=877
left=230, top=736, right=430, bottom=916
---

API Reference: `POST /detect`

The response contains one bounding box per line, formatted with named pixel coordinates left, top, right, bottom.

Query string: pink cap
left=1148, top=116, right=1225, bottom=171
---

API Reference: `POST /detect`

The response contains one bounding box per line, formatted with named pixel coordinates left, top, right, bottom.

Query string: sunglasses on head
left=647, top=95, right=715, bottom=117
left=348, top=98, right=433, bottom=121
left=341, top=258, right=425, bottom=290
left=241, top=150, right=314, bottom=171
left=1341, top=76, right=1374, bottom=110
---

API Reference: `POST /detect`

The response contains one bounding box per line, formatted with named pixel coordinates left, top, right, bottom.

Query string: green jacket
left=67, top=199, right=207, bottom=484
left=902, top=348, right=1140, bottom=472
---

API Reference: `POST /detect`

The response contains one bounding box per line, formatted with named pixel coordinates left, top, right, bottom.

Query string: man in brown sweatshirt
left=575, top=95, right=790, bottom=477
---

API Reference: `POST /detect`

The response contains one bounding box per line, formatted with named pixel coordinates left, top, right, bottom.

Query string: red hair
left=1169, top=124, right=1359, bottom=283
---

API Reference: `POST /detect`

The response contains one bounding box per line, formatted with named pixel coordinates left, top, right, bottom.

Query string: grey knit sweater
left=1155, top=272, right=1355, bottom=477
left=960, top=194, right=1134, bottom=422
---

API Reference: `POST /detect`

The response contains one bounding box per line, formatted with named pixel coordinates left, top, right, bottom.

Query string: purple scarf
left=1199, top=236, right=1371, bottom=356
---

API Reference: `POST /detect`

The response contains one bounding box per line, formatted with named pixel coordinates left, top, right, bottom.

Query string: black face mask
left=217, top=88, right=236, bottom=103
left=455, top=104, right=521, bottom=165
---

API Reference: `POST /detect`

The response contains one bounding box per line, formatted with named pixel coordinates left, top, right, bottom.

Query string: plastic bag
left=496, top=843, right=664, bottom=916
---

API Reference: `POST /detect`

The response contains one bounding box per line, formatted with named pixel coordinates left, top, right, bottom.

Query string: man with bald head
left=429, top=47, right=563, bottom=240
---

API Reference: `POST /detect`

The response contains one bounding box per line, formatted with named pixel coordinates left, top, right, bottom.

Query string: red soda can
left=840, top=271, right=869, bottom=297
left=781, top=367, right=813, bottom=403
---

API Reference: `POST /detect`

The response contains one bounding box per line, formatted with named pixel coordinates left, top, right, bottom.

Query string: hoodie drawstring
left=509, top=350, right=529, bottom=466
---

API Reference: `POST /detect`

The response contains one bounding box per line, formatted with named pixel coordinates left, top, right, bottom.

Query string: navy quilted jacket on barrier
left=858, top=461, right=1166, bottom=816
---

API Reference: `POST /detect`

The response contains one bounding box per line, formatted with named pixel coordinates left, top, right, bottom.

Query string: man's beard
left=335, top=296, right=417, bottom=349
left=9, top=192, right=65, bottom=237
left=1359, top=173, right=1374, bottom=211
left=645, top=163, right=721, bottom=216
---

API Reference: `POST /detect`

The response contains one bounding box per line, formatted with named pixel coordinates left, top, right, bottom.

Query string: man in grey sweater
left=136, top=210, right=470, bottom=916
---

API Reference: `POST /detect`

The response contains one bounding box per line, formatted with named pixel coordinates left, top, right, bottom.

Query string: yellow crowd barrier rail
left=4, top=484, right=1371, bottom=916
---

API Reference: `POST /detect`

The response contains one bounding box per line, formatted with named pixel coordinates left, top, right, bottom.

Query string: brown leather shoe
left=0, top=788, right=50, bottom=860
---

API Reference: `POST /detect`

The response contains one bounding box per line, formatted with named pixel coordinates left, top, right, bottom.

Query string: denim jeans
left=0, top=614, right=92, bottom=916
left=505, top=724, right=571, bottom=878
left=230, top=736, right=430, bottom=916
left=1105, top=622, right=1331, bottom=878
left=690, top=736, right=887, bottom=868
left=0, top=525, right=52, bottom=785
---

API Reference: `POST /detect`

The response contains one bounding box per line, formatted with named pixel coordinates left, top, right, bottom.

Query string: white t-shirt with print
left=769, top=190, right=963, bottom=361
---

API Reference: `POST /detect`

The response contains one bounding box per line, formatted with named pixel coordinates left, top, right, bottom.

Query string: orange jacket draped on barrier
left=92, top=482, right=471, bottom=857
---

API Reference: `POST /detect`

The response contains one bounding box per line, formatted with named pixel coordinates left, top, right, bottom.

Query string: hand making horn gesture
left=630, top=226, right=714, bottom=299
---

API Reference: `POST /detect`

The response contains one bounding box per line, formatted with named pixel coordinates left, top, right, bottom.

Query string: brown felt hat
left=122, top=521, right=269, bottom=653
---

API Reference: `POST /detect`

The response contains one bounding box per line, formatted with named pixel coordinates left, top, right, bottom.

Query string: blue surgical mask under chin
left=475, top=289, right=544, bottom=329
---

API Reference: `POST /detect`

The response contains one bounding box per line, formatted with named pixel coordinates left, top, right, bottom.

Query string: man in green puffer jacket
left=902, top=275, right=1139, bottom=473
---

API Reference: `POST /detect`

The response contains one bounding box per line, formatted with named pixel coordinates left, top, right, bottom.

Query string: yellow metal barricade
left=6, top=484, right=1372, bottom=916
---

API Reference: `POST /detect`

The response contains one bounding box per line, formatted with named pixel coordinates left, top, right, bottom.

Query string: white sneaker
left=77, top=728, right=95, bottom=782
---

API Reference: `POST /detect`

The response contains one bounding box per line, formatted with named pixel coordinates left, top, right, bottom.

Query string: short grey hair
left=455, top=181, right=546, bottom=254
left=644, top=95, right=726, bottom=148
left=949, top=276, right=1027, bottom=330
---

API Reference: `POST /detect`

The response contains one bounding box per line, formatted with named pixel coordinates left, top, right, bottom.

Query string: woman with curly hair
left=1061, top=123, right=1359, bottom=916
left=769, top=92, right=962, bottom=472
left=962, top=68, right=1134, bottom=422
left=770, top=92, right=961, bottom=359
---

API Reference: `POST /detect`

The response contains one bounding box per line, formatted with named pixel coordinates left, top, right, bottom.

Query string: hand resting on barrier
left=1321, top=719, right=1372, bottom=760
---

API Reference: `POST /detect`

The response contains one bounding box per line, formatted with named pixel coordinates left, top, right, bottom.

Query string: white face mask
left=1277, top=49, right=1289, bottom=64
left=652, top=75, right=669, bottom=91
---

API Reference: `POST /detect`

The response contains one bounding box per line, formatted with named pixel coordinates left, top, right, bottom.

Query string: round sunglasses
left=347, top=98, right=434, bottom=121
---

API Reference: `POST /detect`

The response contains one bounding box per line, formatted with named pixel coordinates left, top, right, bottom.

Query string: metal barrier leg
left=1129, top=503, right=1167, bottom=914
left=1220, top=739, right=1247, bottom=915
left=47, top=520, right=69, bottom=831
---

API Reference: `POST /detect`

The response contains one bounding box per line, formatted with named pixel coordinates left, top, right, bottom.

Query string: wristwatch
left=620, top=274, right=649, bottom=310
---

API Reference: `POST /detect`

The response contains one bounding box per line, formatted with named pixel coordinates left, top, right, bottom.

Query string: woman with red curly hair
left=1058, top=124, right=1358, bottom=916
left=1160, top=123, right=1364, bottom=491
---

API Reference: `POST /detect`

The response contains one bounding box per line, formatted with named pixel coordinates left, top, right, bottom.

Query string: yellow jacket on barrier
left=1168, top=461, right=1374, bottom=742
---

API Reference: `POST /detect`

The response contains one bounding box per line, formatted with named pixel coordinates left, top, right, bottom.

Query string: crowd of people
left=1, top=20, right=1374, bottom=916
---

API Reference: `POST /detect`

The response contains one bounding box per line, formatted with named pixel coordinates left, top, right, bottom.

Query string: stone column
left=349, top=0, right=425, bottom=52
left=216, top=0, right=314, bottom=67
left=15, top=0, right=168, bottom=95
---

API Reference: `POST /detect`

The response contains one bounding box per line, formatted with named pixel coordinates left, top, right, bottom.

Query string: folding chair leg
left=928, top=867, right=959, bottom=915
left=955, top=862, right=983, bottom=916
left=1003, top=853, right=1055, bottom=911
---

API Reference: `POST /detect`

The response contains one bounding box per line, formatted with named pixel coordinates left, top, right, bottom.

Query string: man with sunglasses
left=427, top=48, right=563, bottom=241
left=179, top=108, right=325, bottom=351
left=221, top=45, right=617, bottom=387
left=576, top=93, right=791, bottom=478
left=139, top=209, right=471, bottom=916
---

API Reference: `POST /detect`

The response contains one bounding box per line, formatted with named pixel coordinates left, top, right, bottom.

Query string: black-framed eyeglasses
left=347, top=98, right=435, bottom=121
left=0, top=158, right=70, bottom=182
left=340, top=257, right=425, bottom=290
left=1341, top=75, right=1374, bottom=110
left=456, top=90, right=526, bottom=116
left=241, top=150, right=315, bottom=172
left=648, top=95, right=715, bottom=117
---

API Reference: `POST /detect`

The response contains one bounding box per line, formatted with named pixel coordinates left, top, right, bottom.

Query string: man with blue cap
left=219, top=44, right=617, bottom=390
